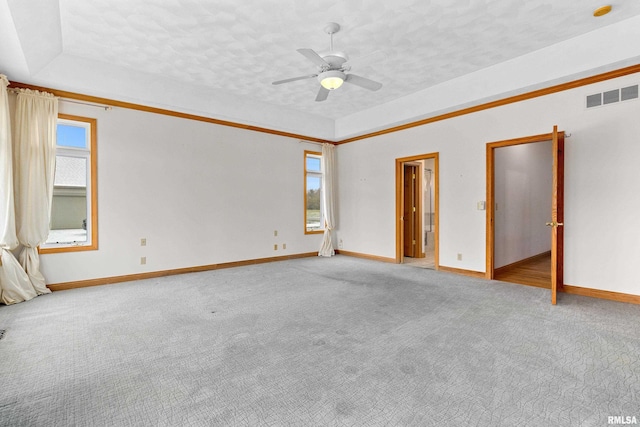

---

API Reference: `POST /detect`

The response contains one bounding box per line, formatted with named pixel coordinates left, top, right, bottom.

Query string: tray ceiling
left=2, top=0, right=640, bottom=140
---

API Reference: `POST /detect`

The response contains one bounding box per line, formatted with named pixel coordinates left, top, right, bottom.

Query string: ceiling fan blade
left=297, top=48, right=330, bottom=68
left=272, top=74, right=317, bottom=85
left=344, top=50, right=387, bottom=69
left=315, top=86, right=330, bottom=102
left=345, top=74, right=382, bottom=91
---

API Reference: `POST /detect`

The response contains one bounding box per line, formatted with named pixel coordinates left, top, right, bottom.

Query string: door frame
left=395, top=152, right=439, bottom=265
left=485, top=129, right=565, bottom=302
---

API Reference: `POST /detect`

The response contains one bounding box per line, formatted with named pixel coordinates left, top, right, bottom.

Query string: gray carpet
left=1, top=255, right=639, bottom=426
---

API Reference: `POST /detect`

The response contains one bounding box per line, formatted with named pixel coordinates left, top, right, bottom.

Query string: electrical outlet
left=141, top=257, right=147, bottom=265
left=274, top=244, right=278, bottom=251
left=141, top=238, right=146, bottom=246
left=283, top=243, right=286, bottom=250
left=274, top=230, right=278, bottom=237
left=457, top=253, right=462, bottom=261
left=339, top=239, right=344, bottom=249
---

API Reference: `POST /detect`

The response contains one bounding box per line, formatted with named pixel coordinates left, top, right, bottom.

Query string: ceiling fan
left=272, top=22, right=383, bottom=102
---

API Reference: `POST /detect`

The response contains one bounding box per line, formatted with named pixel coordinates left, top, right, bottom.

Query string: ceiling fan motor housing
left=321, top=51, right=349, bottom=69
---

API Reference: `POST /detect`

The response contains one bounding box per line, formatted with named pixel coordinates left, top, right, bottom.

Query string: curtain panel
left=12, top=88, right=58, bottom=296
left=318, top=143, right=337, bottom=257
left=0, top=76, right=39, bottom=304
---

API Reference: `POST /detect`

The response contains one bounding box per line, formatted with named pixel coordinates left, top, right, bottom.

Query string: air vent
left=587, top=84, right=638, bottom=108
left=586, top=93, right=602, bottom=108
left=621, top=85, right=639, bottom=101
left=603, top=89, right=619, bottom=104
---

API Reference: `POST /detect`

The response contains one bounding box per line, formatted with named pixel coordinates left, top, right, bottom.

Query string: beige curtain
left=318, top=143, right=337, bottom=257
left=13, top=88, right=58, bottom=295
left=0, top=76, right=38, bottom=304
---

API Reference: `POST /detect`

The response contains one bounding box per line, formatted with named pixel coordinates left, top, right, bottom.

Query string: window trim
left=304, top=150, right=323, bottom=235
left=40, top=114, right=98, bottom=254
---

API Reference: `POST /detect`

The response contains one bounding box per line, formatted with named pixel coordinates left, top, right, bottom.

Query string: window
left=305, top=151, right=323, bottom=234
left=41, top=114, right=97, bottom=253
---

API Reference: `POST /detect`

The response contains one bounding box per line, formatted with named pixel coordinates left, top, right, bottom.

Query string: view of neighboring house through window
left=42, top=114, right=97, bottom=252
left=305, top=151, right=323, bottom=233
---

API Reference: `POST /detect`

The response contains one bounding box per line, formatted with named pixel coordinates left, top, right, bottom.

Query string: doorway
left=396, top=153, right=439, bottom=269
left=486, top=127, right=565, bottom=304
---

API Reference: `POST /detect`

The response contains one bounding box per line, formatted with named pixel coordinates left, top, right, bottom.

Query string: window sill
left=39, top=243, right=98, bottom=254
left=305, top=230, right=324, bottom=235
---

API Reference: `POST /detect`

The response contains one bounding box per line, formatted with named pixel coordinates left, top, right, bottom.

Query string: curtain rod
left=60, top=98, right=113, bottom=111
left=8, top=88, right=113, bottom=111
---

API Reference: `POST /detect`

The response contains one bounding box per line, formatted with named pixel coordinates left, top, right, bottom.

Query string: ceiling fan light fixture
left=319, top=70, right=345, bottom=90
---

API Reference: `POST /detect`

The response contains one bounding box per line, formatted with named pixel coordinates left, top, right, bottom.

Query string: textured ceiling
left=2, top=0, right=640, bottom=140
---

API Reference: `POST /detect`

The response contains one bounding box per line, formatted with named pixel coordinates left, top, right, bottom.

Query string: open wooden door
left=487, top=128, right=564, bottom=303
left=548, top=126, right=565, bottom=305
left=403, top=164, right=422, bottom=258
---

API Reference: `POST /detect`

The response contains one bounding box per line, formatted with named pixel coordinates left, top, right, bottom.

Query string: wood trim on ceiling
left=8, top=63, right=640, bottom=146
left=7, top=81, right=334, bottom=145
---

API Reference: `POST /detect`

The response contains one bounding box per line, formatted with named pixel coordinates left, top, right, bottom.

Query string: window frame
left=40, top=114, right=98, bottom=254
left=304, top=150, right=324, bottom=234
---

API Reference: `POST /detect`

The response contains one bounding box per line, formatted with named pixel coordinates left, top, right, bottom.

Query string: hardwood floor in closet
left=494, top=253, right=551, bottom=289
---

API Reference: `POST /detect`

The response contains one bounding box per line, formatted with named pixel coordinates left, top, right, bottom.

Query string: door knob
left=545, top=221, right=564, bottom=227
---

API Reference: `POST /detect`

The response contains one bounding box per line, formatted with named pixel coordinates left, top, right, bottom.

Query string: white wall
left=40, top=102, right=323, bottom=284
left=494, top=141, right=552, bottom=268
left=337, top=72, right=640, bottom=296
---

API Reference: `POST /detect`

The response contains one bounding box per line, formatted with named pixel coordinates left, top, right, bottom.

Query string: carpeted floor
left=1, top=255, right=639, bottom=426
